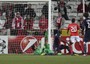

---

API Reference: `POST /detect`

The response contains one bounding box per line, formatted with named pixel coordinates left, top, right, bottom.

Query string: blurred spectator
left=42, top=2, right=48, bottom=19
left=0, top=9, right=2, bottom=19
left=23, top=4, right=27, bottom=8
left=0, top=29, right=7, bottom=35
left=55, top=0, right=69, bottom=20
left=4, top=18, right=12, bottom=29
left=12, top=12, right=24, bottom=29
left=6, top=3, right=14, bottom=20
left=2, top=3, right=7, bottom=12
left=77, top=0, right=88, bottom=13
left=0, top=19, right=6, bottom=29
left=6, top=10, right=14, bottom=20
left=25, top=4, right=36, bottom=19
left=39, top=15, right=48, bottom=30
left=24, top=15, right=33, bottom=30
left=0, top=9, right=6, bottom=29
left=14, top=4, right=25, bottom=17
left=88, top=2, right=90, bottom=12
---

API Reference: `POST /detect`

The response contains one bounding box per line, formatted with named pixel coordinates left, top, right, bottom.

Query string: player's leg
left=76, top=36, right=83, bottom=54
left=65, top=45, right=71, bottom=53
left=53, top=42, right=59, bottom=54
left=53, top=43, right=57, bottom=54
left=83, top=36, right=89, bottom=56
left=66, top=37, right=73, bottom=54
left=60, top=44, right=71, bottom=54
left=70, top=36, right=76, bottom=55
left=83, top=42, right=87, bottom=56
left=59, top=45, right=71, bottom=53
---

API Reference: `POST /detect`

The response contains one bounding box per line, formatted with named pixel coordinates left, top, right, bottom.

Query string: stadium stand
left=0, top=2, right=48, bottom=54
left=0, top=2, right=48, bottom=35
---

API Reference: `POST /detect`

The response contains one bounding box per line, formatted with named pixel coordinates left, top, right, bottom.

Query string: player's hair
left=83, top=12, right=89, bottom=18
left=71, top=18, right=75, bottom=23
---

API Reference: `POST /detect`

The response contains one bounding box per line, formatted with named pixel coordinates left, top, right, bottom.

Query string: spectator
left=12, top=12, right=24, bottom=29
left=6, top=3, right=14, bottom=20
left=39, top=15, right=48, bottom=30
left=2, top=3, right=7, bottom=12
left=42, top=2, right=48, bottom=19
left=24, top=15, right=33, bottom=30
left=25, top=4, right=36, bottom=19
left=0, top=9, right=6, bottom=29
left=14, top=4, right=25, bottom=17
left=77, top=0, right=88, bottom=13
left=88, top=2, right=90, bottom=12
left=0, top=9, right=2, bottom=19
left=6, top=10, right=14, bottom=20
left=55, top=0, right=69, bottom=20
left=4, top=18, right=12, bottom=29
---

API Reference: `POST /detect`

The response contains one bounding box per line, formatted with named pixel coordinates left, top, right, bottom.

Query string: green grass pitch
left=0, top=54, right=90, bottom=64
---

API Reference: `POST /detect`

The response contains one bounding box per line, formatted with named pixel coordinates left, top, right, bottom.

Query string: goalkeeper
left=34, top=30, right=54, bottom=55
left=41, top=30, right=54, bottom=55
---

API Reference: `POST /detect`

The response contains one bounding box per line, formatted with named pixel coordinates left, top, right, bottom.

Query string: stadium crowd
left=0, top=2, right=48, bottom=35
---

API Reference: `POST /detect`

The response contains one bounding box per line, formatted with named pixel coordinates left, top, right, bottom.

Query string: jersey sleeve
left=67, top=24, right=70, bottom=30
left=82, top=20, right=85, bottom=30
left=61, top=18, right=65, bottom=29
left=77, top=24, right=80, bottom=30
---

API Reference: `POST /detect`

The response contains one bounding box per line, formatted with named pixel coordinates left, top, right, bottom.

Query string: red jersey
left=56, top=17, right=62, bottom=28
left=67, top=23, right=80, bottom=36
left=39, top=18, right=48, bottom=30
left=24, top=19, right=33, bottom=30
left=12, top=16, right=24, bottom=29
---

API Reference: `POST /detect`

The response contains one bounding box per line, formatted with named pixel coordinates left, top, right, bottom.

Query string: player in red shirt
left=56, top=12, right=65, bottom=29
left=67, top=18, right=83, bottom=55
left=39, top=15, right=48, bottom=30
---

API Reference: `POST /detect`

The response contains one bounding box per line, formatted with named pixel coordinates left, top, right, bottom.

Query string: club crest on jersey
left=20, top=36, right=37, bottom=53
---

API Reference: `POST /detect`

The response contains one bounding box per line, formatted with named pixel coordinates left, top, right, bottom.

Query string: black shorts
left=84, top=31, right=90, bottom=42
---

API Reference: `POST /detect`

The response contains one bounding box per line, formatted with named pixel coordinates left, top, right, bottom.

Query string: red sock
left=69, top=45, right=73, bottom=54
left=79, top=43, right=84, bottom=53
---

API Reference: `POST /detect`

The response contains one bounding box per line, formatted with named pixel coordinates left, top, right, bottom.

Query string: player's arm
left=81, top=21, right=85, bottom=35
left=61, top=18, right=65, bottom=28
left=67, top=28, right=69, bottom=35
left=77, top=24, right=81, bottom=35
left=54, top=17, right=57, bottom=28
left=21, top=18, right=24, bottom=29
left=67, top=25, right=69, bottom=35
left=60, top=18, right=65, bottom=34
left=12, top=18, right=15, bottom=29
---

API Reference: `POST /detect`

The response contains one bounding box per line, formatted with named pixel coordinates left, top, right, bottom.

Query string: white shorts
left=70, top=36, right=80, bottom=43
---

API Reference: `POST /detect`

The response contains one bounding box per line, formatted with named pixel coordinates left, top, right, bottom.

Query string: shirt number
left=71, top=26, right=77, bottom=32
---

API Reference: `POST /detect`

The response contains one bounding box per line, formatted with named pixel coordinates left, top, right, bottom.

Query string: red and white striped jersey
left=12, top=16, right=24, bottom=29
